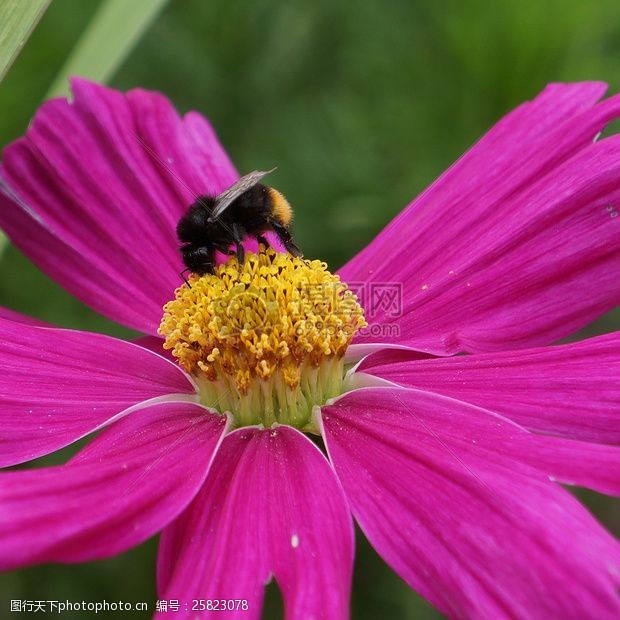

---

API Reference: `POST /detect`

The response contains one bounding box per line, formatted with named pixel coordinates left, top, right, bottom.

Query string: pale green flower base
left=196, top=356, right=346, bottom=431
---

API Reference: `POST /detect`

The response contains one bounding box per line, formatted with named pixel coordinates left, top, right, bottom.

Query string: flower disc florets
left=159, top=249, right=366, bottom=429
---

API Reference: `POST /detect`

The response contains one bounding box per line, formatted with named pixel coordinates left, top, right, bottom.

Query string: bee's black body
left=177, top=181, right=301, bottom=276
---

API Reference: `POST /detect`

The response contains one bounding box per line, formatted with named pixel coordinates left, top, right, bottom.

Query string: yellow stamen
left=158, top=248, right=366, bottom=429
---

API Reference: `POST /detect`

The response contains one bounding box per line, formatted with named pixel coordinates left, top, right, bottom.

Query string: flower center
left=158, top=249, right=366, bottom=430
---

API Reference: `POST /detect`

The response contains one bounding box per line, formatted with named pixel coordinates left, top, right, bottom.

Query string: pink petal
left=0, top=78, right=238, bottom=334
left=340, top=83, right=620, bottom=354
left=0, top=317, right=195, bottom=467
left=0, top=189, right=164, bottom=334
left=0, top=401, right=228, bottom=570
left=0, top=306, right=51, bottom=326
left=126, top=89, right=237, bottom=205
left=321, top=387, right=620, bottom=619
left=360, top=332, right=620, bottom=444
left=133, top=335, right=175, bottom=362
left=522, top=434, right=620, bottom=497
left=157, top=426, right=353, bottom=620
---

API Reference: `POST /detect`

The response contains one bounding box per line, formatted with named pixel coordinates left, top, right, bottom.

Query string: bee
left=177, top=169, right=302, bottom=276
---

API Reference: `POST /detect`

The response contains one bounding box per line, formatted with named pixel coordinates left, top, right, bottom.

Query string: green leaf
left=46, top=0, right=169, bottom=98
left=0, top=0, right=51, bottom=83
left=0, top=0, right=50, bottom=259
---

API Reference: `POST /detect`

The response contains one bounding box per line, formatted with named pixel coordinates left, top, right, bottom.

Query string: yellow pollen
left=158, top=248, right=366, bottom=429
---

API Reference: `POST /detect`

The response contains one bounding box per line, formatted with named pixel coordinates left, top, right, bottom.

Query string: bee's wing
left=207, top=168, right=276, bottom=222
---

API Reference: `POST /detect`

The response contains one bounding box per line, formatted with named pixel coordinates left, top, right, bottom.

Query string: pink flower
left=1, top=78, right=619, bottom=619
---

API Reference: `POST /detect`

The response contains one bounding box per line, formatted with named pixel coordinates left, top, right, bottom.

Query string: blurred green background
left=0, top=0, right=619, bottom=618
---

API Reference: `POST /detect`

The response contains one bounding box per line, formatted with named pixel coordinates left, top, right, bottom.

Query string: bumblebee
left=177, top=169, right=302, bottom=276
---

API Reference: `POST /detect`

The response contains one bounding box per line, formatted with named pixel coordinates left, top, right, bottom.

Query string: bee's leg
left=256, top=234, right=271, bottom=251
left=214, top=244, right=236, bottom=256
left=232, top=222, right=246, bottom=265
left=269, top=219, right=303, bottom=257
left=179, top=268, right=192, bottom=287
left=235, top=242, right=245, bottom=265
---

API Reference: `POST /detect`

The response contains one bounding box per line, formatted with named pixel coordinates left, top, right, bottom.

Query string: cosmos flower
left=0, top=78, right=619, bottom=619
